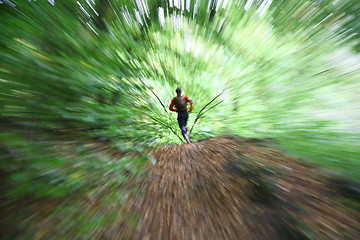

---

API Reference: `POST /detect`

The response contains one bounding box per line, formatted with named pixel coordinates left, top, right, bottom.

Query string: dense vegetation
left=0, top=0, right=359, bottom=238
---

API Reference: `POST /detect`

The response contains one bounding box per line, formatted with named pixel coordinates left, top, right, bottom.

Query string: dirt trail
left=1, top=136, right=359, bottom=239
left=118, top=136, right=359, bottom=240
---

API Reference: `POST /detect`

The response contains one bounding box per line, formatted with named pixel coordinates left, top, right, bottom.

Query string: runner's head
left=176, top=88, right=182, bottom=95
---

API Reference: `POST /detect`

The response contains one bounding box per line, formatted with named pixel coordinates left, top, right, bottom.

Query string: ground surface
left=1, top=136, right=359, bottom=239
left=118, top=136, right=359, bottom=239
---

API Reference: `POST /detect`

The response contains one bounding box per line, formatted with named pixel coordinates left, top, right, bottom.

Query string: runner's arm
left=186, top=97, right=194, bottom=112
left=169, top=99, right=177, bottom=112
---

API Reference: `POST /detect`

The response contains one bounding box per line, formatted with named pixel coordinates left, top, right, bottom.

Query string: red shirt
left=169, top=95, right=193, bottom=112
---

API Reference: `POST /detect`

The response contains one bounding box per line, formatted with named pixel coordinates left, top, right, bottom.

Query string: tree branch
left=197, top=100, right=223, bottom=117
left=116, top=100, right=184, bottom=143
left=137, top=77, right=168, bottom=113
left=189, top=92, right=223, bottom=136
left=142, top=112, right=185, bottom=143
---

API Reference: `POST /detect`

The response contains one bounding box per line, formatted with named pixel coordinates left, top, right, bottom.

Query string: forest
left=1, top=0, right=359, bottom=239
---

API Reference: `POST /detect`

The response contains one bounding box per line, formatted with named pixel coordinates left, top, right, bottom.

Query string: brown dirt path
left=1, top=136, right=359, bottom=239
left=117, top=136, right=359, bottom=240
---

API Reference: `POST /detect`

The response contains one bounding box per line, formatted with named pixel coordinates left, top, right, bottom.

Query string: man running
left=169, top=88, right=194, bottom=144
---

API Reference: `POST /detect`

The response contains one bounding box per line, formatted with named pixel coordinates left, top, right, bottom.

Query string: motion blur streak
left=0, top=0, right=359, bottom=239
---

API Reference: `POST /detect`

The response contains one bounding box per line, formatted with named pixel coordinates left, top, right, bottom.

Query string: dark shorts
left=177, top=112, right=188, bottom=135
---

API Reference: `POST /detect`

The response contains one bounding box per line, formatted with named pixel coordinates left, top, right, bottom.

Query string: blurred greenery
left=0, top=0, right=359, bottom=237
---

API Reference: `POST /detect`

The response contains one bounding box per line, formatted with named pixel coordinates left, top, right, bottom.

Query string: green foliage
left=0, top=0, right=359, bottom=236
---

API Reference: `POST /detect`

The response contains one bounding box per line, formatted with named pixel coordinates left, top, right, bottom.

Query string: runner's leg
left=178, top=112, right=190, bottom=143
